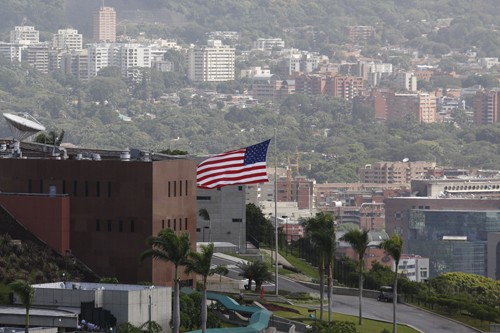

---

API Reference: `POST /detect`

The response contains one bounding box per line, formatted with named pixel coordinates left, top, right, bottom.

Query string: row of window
left=168, top=180, right=189, bottom=197
left=161, top=218, right=188, bottom=231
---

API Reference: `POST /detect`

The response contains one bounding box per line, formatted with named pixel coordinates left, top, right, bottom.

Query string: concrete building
left=187, top=40, right=235, bottom=82
left=385, top=92, right=436, bottom=123
left=411, top=178, right=500, bottom=198
left=251, top=74, right=294, bottom=102
left=21, top=45, right=50, bottom=74
left=0, top=42, right=24, bottom=62
left=111, top=44, right=152, bottom=79
left=10, top=26, right=39, bottom=45
left=240, top=66, right=271, bottom=79
left=0, top=142, right=197, bottom=287
left=342, top=26, right=376, bottom=42
left=87, top=44, right=110, bottom=77
left=24, top=282, right=171, bottom=332
left=397, top=254, right=429, bottom=282
left=196, top=185, right=246, bottom=253
left=53, top=29, right=83, bottom=51
left=394, top=72, right=417, bottom=92
left=294, top=74, right=326, bottom=96
left=253, top=38, right=285, bottom=51
left=93, top=6, right=116, bottom=42
left=385, top=197, right=500, bottom=278
left=487, top=232, right=500, bottom=280
left=359, top=161, right=436, bottom=184
left=473, top=88, right=500, bottom=125
left=61, top=49, right=89, bottom=81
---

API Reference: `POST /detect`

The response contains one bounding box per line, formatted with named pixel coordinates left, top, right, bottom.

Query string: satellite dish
left=402, top=158, right=409, bottom=163
left=3, top=113, right=46, bottom=141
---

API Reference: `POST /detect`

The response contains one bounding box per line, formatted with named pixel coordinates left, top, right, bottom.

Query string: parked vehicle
left=377, top=286, right=394, bottom=302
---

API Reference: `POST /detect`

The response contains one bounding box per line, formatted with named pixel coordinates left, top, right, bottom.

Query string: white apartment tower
left=93, top=6, right=116, bottom=42
left=187, top=40, right=235, bottom=82
left=53, top=29, right=83, bottom=51
left=394, top=72, right=418, bottom=92
left=10, top=26, right=39, bottom=45
left=87, top=44, right=110, bottom=77
left=113, top=44, right=152, bottom=80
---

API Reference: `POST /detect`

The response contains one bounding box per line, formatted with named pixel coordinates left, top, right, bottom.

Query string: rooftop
left=32, top=281, right=161, bottom=291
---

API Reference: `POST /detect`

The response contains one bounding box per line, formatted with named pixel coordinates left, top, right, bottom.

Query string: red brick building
left=0, top=147, right=197, bottom=286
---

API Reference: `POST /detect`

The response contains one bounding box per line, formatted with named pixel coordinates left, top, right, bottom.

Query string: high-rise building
left=385, top=92, right=436, bottom=123
left=394, top=72, right=418, bottom=92
left=53, top=28, right=83, bottom=51
left=61, top=49, right=89, bottom=81
left=187, top=40, right=235, bottom=82
left=473, top=88, right=500, bottom=125
left=10, top=26, right=39, bottom=45
left=325, top=76, right=364, bottom=100
left=359, top=161, right=436, bottom=184
left=111, top=44, right=151, bottom=80
left=87, top=44, right=110, bottom=77
left=93, top=6, right=116, bottom=42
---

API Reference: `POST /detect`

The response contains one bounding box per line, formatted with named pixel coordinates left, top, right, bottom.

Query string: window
left=96, top=181, right=100, bottom=197
left=162, top=220, right=165, bottom=229
left=174, top=219, right=177, bottom=231
left=185, top=218, right=187, bottom=230
left=197, top=196, right=211, bottom=200
left=174, top=181, right=177, bottom=197
left=185, top=180, right=188, bottom=196
left=107, top=220, right=112, bottom=232
left=179, top=180, right=182, bottom=196
left=232, top=218, right=243, bottom=223
left=168, top=182, right=171, bottom=197
left=238, top=186, right=243, bottom=191
left=96, top=219, right=100, bottom=232
left=168, top=219, right=171, bottom=229
left=119, top=220, right=123, bottom=232
left=196, top=228, right=201, bottom=232
left=73, top=181, right=78, bottom=196
left=130, top=220, right=135, bottom=232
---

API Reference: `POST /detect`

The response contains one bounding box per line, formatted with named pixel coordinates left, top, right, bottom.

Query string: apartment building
left=53, top=28, right=83, bottom=51
left=385, top=92, right=436, bottom=123
left=61, top=49, right=89, bottom=81
left=10, top=26, right=39, bottom=45
left=359, top=161, right=436, bottom=184
left=253, top=38, right=285, bottom=51
left=187, top=40, right=235, bottom=82
left=394, top=72, right=418, bottom=92
left=473, top=88, right=500, bottom=125
left=325, top=76, right=364, bottom=100
left=93, top=6, right=116, bottom=42
left=87, top=44, right=110, bottom=77
left=294, top=74, right=326, bottom=96
left=342, top=26, right=376, bottom=42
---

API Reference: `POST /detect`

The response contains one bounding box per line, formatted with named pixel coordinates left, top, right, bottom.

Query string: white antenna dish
left=3, top=113, right=46, bottom=141
left=402, top=157, right=409, bottom=163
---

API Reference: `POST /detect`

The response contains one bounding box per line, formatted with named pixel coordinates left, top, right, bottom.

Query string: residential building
left=187, top=40, right=235, bottom=82
left=87, top=44, right=110, bottom=78
left=0, top=42, right=24, bottom=62
left=253, top=38, right=285, bottom=51
left=251, top=74, right=294, bottom=101
left=359, top=161, right=436, bottom=184
left=53, top=28, right=83, bottom=51
left=276, top=176, right=316, bottom=210
left=240, top=66, right=271, bottom=79
left=0, top=142, right=197, bottom=287
left=294, top=74, right=326, bottom=96
left=10, top=26, right=39, bottom=45
left=22, top=45, right=50, bottom=74
left=385, top=197, right=500, bottom=278
left=473, top=88, right=500, bottom=125
left=112, top=44, right=152, bottom=79
left=61, top=49, right=89, bottom=81
left=325, top=76, right=364, bottom=100
left=394, top=72, right=417, bottom=92
left=342, top=26, right=376, bottom=42
left=93, top=6, right=116, bottom=42
left=336, top=230, right=391, bottom=271
left=385, top=92, right=436, bottom=123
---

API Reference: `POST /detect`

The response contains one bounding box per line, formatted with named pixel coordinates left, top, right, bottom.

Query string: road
left=211, top=254, right=479, bottom=333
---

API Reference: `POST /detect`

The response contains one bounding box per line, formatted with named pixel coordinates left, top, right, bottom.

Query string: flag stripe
left=196, top=140, right=270, bottom=189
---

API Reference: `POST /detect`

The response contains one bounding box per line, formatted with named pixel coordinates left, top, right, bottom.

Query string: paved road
left=211, top=254, right=479, bottom=333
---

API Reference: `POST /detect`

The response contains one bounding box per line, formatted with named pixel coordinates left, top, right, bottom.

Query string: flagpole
left=274, top=128, right=279, bottom=295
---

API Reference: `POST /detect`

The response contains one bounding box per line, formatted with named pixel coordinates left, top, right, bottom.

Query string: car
left=377, top=286, right=394, bottom=302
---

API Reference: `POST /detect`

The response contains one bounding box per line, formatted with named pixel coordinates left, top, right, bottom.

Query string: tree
left=184, top=243, right=215, bottom=333
left=213, top=265, right=229, bottom=286
left=198, top=208, right=211, bottom=242
left=379, top=234, right=403, bottom=333
left=340, top=229, right=369, bottom=325
left=301, top=212, right=336, bottom=321
left=237, top=260, right=273, bottom=292
left=140, top=229, right=191, bottom=333
left=9, top=280, right=35, bottom=333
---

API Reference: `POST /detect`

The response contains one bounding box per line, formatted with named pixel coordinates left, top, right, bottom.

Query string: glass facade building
left=408, top=210, right=500, bottom=277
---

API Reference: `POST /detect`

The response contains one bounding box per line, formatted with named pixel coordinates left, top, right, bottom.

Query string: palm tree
left=379, top=234, right=403, bottom=333
left=184, top=243, right=216, bottom=333
left=301, top=212, right=336, bottom=321
left=140, top=229, right=191, bottom=333
left=237, top=260, right=273, bottom=292
left=198, top=208, right=211, bottom=242
left=340, top=228, right=369, bottom=325
left=213, top=265, right=229, bottom=287
left=9, top=280, right=35, bottom=333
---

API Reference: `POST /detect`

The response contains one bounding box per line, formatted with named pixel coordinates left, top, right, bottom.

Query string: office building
left=473, top=88, right=500, bottom=125
left=397, top=255, right=429, bottom=282
left=187, top=40, right=235, bottom=82
left=0, top=142, right=197, bottom=287
left=93, top=6, right=116, bottom=42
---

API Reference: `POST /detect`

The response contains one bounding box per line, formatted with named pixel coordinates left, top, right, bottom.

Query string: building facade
left=359, top=161, right=436, bottom=184
left=473, top=88, right=500, bottom=125
left=93, top=6, right=116, bottom=42
left=10, top=26, right=39, bottom=44
left=187, top=40, right=235, bottom=82
left=53, top=29, right=83, bottom=51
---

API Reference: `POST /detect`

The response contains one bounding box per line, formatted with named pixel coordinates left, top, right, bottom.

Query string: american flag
left=196, top=139, right=271, bottom=189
